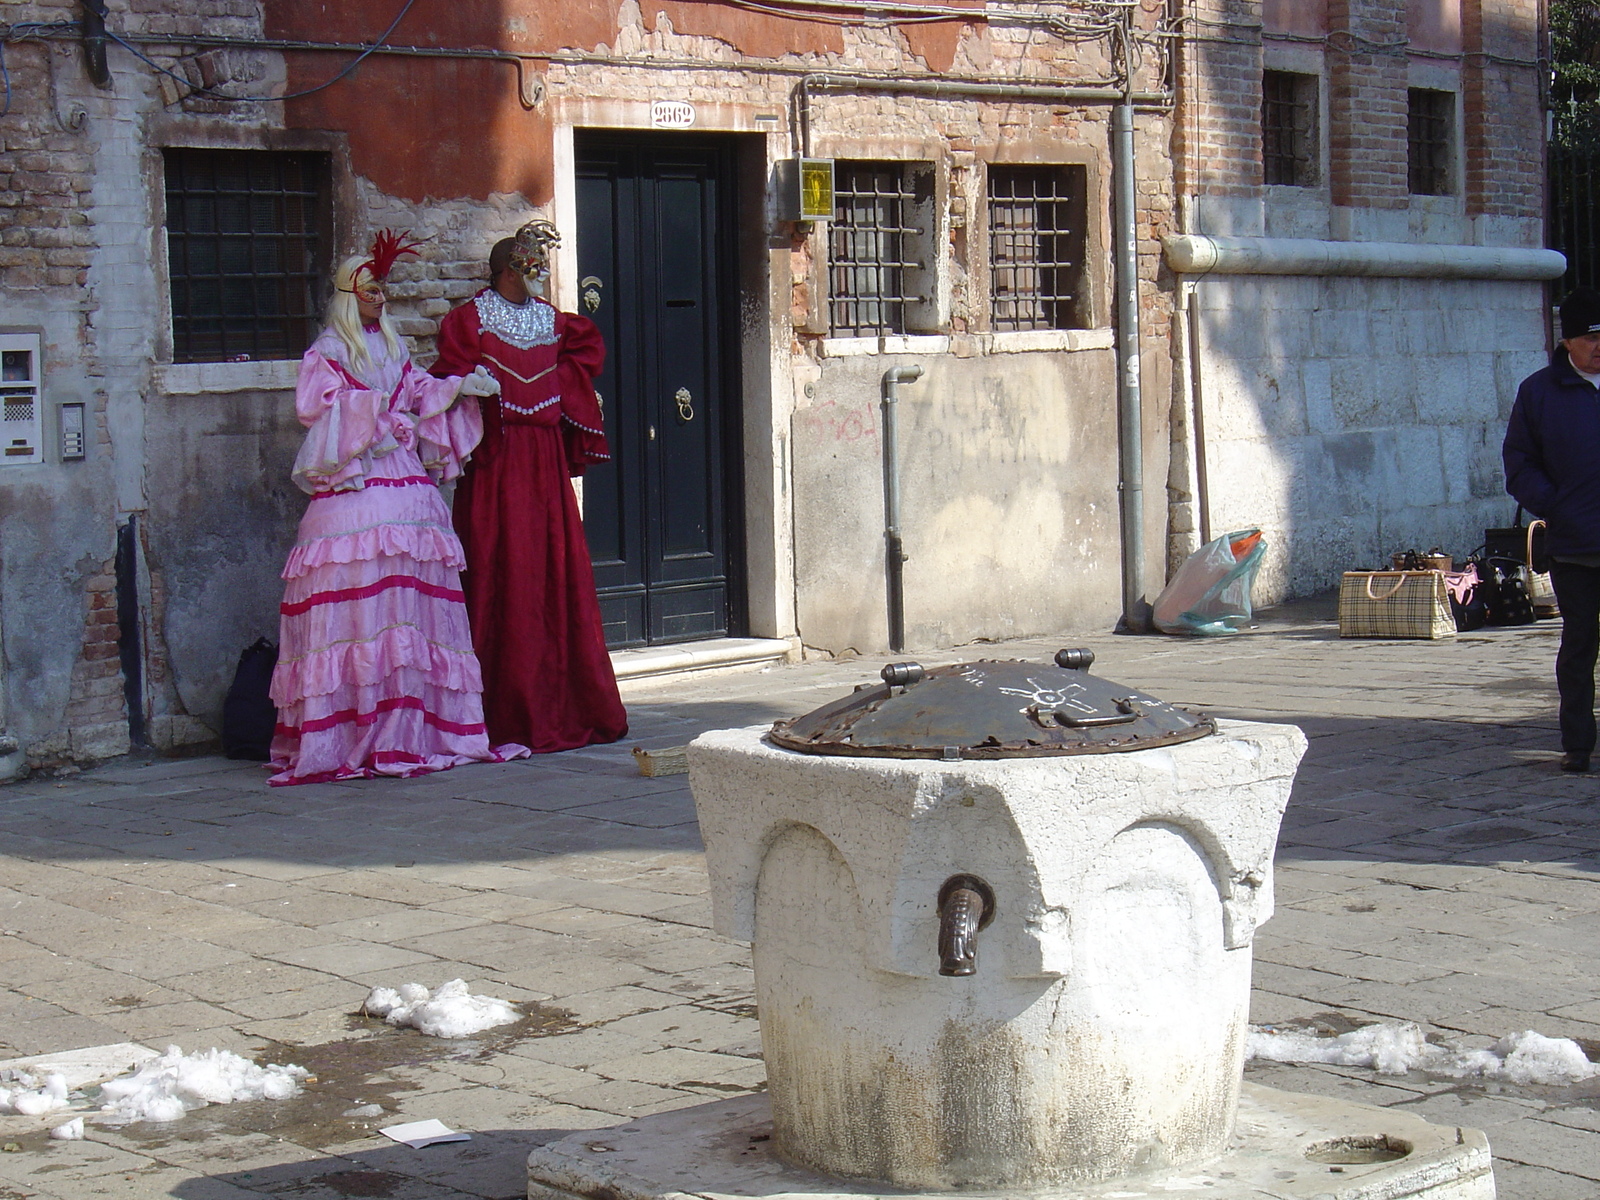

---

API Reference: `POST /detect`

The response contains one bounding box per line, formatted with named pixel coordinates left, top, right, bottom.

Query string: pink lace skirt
left=268, top=450, right=528, bottom=785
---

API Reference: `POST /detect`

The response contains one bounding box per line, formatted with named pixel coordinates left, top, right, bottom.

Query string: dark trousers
left=1550, top=560, right=1600, bottom=755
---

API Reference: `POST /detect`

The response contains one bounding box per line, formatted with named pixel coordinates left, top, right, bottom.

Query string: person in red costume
left=431, top=220, right=627, bottom=752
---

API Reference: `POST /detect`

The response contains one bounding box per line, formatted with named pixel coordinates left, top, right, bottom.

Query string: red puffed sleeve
left=556, top=311, right=610, bottom=477
left=431, top=298, right=484, bottom=378
left=431, top=296, right=504, bottom=463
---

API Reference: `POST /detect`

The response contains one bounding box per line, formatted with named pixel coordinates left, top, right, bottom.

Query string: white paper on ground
left=379, top=1118, right=472, bottom=1148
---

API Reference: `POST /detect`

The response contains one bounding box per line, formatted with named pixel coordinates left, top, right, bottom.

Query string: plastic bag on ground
left=1153, top=529, right=1267, bottom=636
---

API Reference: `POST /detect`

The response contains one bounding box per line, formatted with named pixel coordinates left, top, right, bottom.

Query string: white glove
left=457, top=365, right=501, bottom=398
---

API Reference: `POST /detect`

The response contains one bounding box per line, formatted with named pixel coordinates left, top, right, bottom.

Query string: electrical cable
left=98, top=0, right=419, bottom=103
left=0, top=21, right=83, bottom=118
left=0, top=0, right=1169, bottom=107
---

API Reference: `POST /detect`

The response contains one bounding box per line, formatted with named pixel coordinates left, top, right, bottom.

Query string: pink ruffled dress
left=268, top=326, right=529, bottom=785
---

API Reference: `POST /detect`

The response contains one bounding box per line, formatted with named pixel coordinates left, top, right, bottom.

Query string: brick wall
left=1172, top=0, right=1552, bottom=607
left=1326, top=0, right=1409, bottom=208
left=56, top=564, right=130, bottom=765
left=1175, top=0, right=1263, bottom=197
left=0, top=35, right=94, bottom=294
left=1462, top=0, right=1542, bottom=221
left=1178, top=0, right=1542, bottom=223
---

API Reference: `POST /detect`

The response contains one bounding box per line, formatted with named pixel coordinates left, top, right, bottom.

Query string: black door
left=576, top=132, right=742, bottom=648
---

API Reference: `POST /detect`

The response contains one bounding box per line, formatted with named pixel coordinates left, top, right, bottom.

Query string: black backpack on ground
left=222, top=638, right=279, bottom=760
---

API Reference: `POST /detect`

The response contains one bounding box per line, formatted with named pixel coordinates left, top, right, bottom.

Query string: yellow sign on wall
left=798, top=159, right=834, bottom=221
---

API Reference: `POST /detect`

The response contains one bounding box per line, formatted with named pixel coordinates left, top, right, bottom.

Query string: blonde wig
left=325, top=254, right=403, bottom=374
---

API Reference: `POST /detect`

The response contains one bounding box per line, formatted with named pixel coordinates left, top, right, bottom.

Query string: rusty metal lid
left=767, top=648, right=1215, bottom=759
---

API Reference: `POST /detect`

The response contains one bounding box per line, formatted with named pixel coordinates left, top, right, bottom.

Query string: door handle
left=674, top=387, right=695, bottom=423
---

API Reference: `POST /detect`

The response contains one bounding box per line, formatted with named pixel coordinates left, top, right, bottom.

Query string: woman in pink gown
left=268, top=236, right=525, bottom=785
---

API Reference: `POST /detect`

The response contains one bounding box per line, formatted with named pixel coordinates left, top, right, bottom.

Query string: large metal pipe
left=1112, top=103, right=1148, bottom=632
left=1163, top=234, right=1567, bottom=280
left=881, top=364, right=922, bottom=653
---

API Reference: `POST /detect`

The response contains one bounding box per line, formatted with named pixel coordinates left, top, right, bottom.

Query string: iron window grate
left=989, top=165, right=1088, bottom=332
left=829, top=162, right=928, bottom=338
left=164, top=149, right=331, bottom=363
left=1408, top=89, right=1453, bottom=196
left=1262, top=70, right=1317, bottom=187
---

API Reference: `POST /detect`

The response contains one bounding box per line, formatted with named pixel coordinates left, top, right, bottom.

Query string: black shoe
left=1562, top=752, right=1591, bottom=773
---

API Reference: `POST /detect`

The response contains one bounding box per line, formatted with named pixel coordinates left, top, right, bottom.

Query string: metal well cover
left=767, top=649, right=1215, bottom=759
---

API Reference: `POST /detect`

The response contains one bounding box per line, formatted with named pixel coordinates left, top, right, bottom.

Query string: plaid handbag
left=1338, top=571, right=1456, bottom=640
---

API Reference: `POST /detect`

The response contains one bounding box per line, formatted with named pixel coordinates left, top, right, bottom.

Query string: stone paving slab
left=0, top=598, right=1598, bottom=1197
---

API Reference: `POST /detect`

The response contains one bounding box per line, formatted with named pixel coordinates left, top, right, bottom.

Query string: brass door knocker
left=674, top=387, right=695, bottom=423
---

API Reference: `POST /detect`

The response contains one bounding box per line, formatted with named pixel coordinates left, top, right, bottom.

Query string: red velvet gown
left=432, top=288, right=627, bottom=752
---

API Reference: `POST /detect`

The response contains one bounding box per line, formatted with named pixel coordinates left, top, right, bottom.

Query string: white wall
left=1191, top=273, right=1547, bottom=600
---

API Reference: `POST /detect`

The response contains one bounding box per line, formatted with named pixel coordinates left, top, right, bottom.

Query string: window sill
left=157, top=359, right=300, bottom=395
left=981, top=328, right=1113, bottom=354
left=820, top=334, right=951, bottom=358
left=817, top=330, right=1113, bottom=357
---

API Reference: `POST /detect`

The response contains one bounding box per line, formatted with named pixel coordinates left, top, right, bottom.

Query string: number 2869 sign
left=651, top=101, right=696, bottom=129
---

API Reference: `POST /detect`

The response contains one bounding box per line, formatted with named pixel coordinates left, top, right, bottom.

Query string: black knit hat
left=1561, top=288, right=1600, bottom=340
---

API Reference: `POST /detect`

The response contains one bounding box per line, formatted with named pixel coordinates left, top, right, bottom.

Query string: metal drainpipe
left=80, top=0, right=112, bottom=88
left=1186, top=281, right=1212, bottom=546
left=1112, top=102, right=1148, bottom=632
left=882, top=364, right=922, bottom=653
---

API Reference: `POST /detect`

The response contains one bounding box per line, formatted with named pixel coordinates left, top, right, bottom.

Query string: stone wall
left=1, top=6, right=131, bottom=773
left=793, top=342, right=1126, bottom=654
left=1193, top=274, right=1545, bottom=601
left=0, top=0, right=290, bottom=771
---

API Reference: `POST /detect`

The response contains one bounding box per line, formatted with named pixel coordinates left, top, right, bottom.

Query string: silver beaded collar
left=474, top=289, right=557, bottom=350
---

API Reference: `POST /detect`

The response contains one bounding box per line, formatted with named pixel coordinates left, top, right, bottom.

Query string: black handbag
left=222, top=638, right=279, bottom=761
left=1475, top=556, right=1536, bottom=626
left=1484, top=505, right=1550, bottom=574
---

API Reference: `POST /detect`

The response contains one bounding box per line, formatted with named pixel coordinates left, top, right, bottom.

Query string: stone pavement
left=1, top=598, right=1599, bottom=1200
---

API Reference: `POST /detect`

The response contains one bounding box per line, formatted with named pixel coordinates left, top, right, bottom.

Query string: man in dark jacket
left=1504, top=287, right=1600, bottom=771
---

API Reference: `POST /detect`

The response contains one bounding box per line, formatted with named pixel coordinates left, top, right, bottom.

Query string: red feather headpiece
left=359, top=228, right=426, bottom=283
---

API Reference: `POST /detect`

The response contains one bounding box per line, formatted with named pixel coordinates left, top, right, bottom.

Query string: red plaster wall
left=1409, top=0, right=1463, bottom=53
left=900, top=20, right=972, bottom=73
left=1262, top=0, right=1327, bottom=36
left=647, top=1, right=845, bottom=57
left=270, top=0, right=983, bottom=200
left=642, top=0, right=977, bottom=65
left=271, top=0, right=595, bottom=203
left=282, top=52, right=552, bottom=203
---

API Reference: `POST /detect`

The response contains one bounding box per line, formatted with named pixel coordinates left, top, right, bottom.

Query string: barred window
left=164, top=149, right=331, bottom=363
left=988, top=165, right=1088, bottom=332
left=1408, top=89, right=1454, bottom=196
left=1262, top=70, right=1318, bottom=187
left=829, top=161, right=934, bottom=338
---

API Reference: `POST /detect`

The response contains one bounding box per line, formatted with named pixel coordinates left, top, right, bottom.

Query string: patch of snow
left=1248, top=1022, right=1599, bottom=1086
left=0, top=1044, right=158, bottom=1092
left=363, top=979, right=519, bottom=1038
left=96, top=1046, right=309, bottom=1125
left=49, top=1117, right=84, bottom=1140
left=0, top=1072, right=71, bottom=1116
